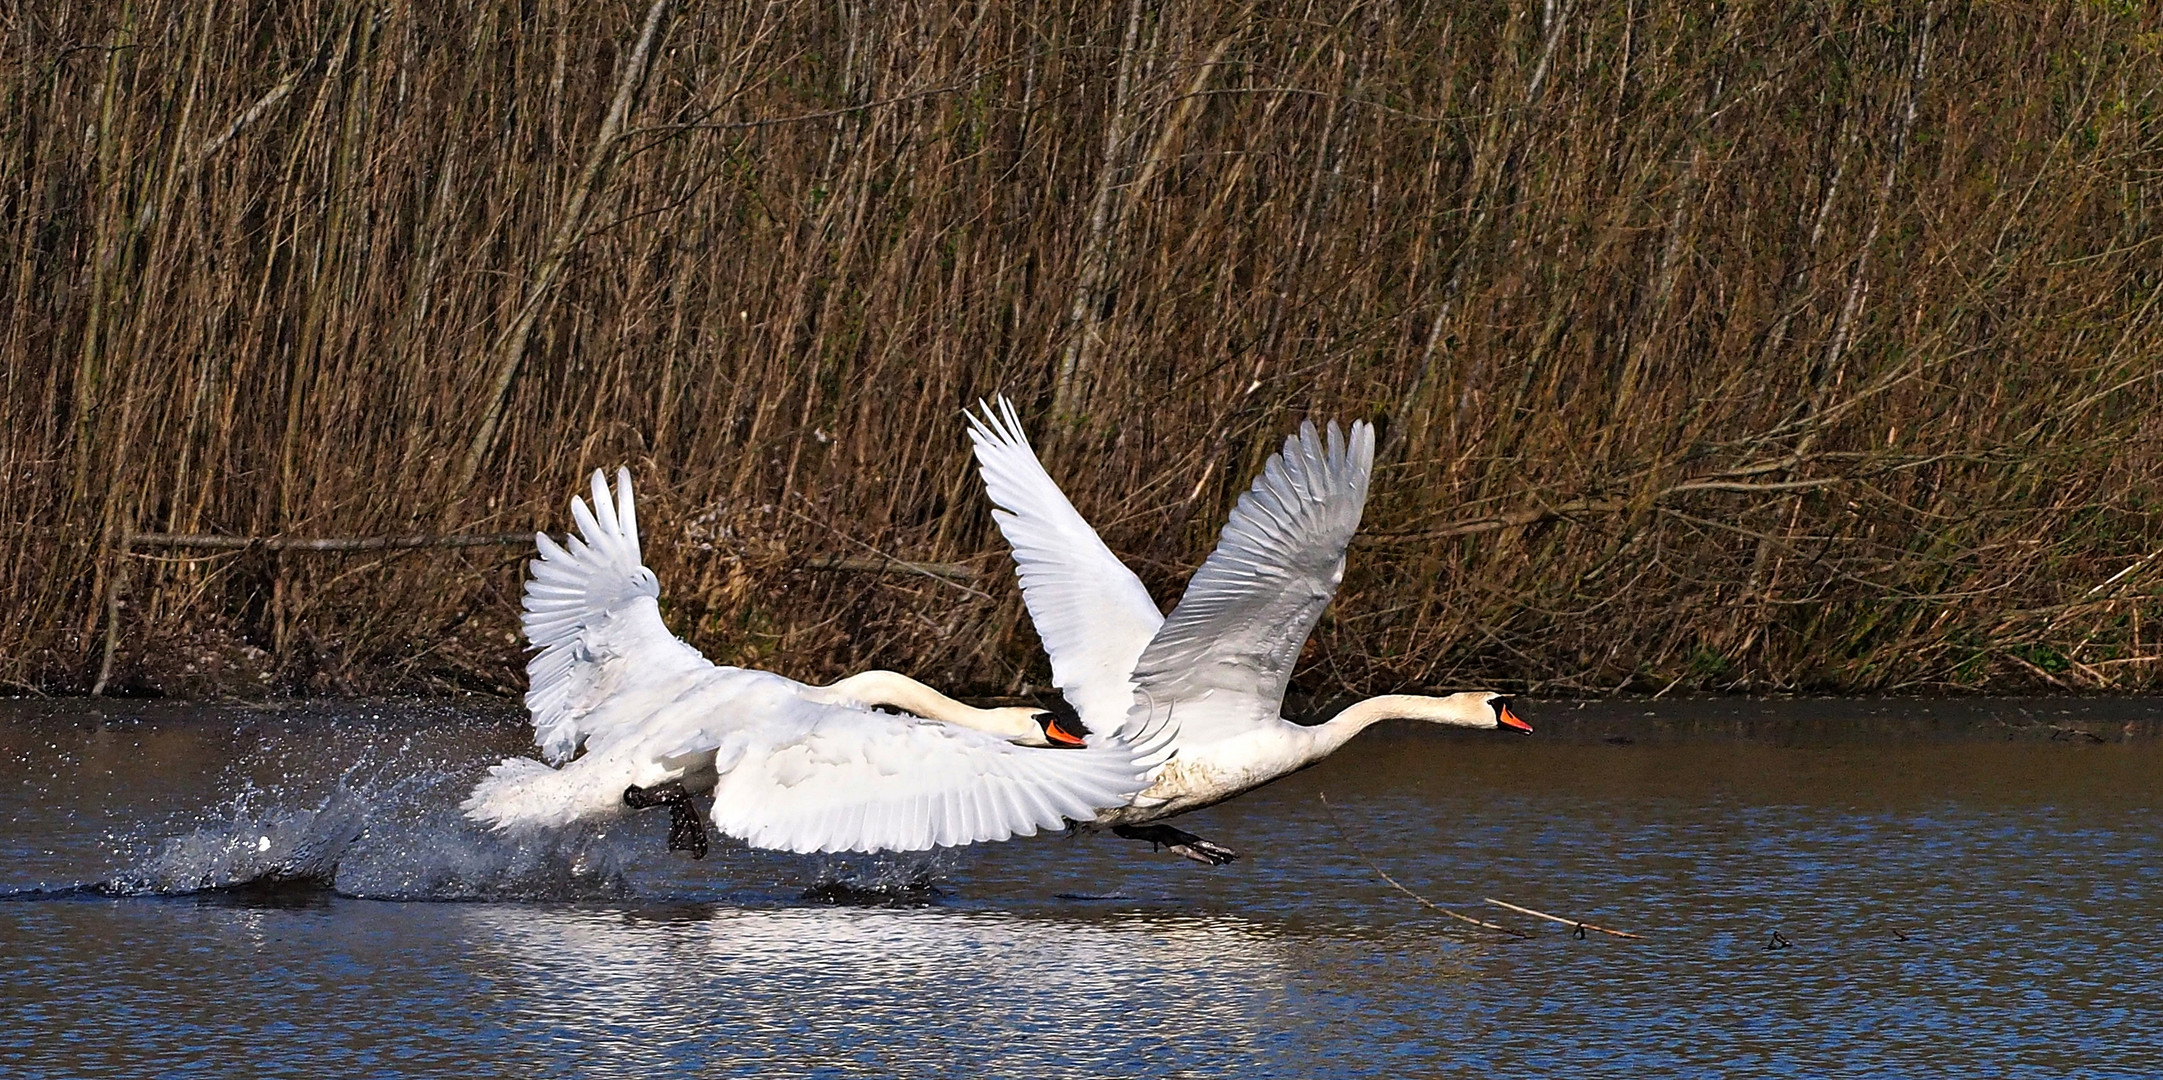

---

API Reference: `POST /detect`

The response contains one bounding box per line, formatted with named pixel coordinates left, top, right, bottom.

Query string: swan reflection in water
left=459, top=903, right=1313, bottom=1074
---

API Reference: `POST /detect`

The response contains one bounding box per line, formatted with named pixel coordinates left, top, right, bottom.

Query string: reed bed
left=4, top=1, right=2161, bottom=697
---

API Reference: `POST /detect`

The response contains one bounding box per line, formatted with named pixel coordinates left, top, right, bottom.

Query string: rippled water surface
left=4, top=697, right=2159, bottom=1078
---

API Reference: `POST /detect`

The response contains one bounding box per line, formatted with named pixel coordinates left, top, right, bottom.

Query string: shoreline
left=10, top=693, right=2156, bottom=745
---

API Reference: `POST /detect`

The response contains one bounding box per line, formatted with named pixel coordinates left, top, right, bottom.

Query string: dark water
left=3, top=697, right=2159, bottom=1078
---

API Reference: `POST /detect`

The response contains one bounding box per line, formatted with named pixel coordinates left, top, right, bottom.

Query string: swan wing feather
left=706, top=697, right=1175, bottom=854
left=522, top=467, right=714, bottom=764
left=1127, top=420, right=1375, bottom=744
left=966, top=396, right=1165, bottom=731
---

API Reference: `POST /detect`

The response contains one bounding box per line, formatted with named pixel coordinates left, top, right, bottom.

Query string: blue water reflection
left=2, top=701, right=2160, bottom=1078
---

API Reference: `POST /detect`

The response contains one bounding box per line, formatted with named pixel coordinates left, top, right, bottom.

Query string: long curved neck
left=813, top=670, right=1040, bottom=740
left=1305, top=694, right=1481, bottom=759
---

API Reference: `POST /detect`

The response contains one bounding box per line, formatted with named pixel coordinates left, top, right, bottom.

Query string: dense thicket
left=6, top=1, right=2161, bottom=697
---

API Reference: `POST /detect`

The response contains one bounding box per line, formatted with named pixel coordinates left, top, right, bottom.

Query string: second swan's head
left=1426, top=691, right=1533, bottom=733
left=1486, top=693, right=1533, bottom=733
left=1030, top=704, right=1092, bottom=748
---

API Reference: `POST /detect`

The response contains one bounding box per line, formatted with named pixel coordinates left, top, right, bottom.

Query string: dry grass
left=4, top=1, right=2161, bottom=697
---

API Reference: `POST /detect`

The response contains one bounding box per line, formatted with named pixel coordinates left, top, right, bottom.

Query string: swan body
left=1091, top=693, right=1519, bottom=823
left=463, top=468, right=1170, bottom=856
left=966, top=399, right=1528, bottom=860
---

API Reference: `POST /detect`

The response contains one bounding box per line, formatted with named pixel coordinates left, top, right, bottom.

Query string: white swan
left=462, top=468, right=1172, bottom=858
left=966, top=398, right=1530, bottom=863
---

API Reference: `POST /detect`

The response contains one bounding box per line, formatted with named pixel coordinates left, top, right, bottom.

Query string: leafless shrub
left=3, top=1, right=2159, bottom=697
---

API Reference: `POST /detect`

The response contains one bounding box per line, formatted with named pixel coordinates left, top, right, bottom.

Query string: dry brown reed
left=4, top=1, right=2162, bottom=698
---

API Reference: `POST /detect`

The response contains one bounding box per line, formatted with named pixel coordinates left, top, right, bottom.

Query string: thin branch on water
left=1481, top=897, right=1642, bottom=939
left=1316, top=793, right=1531, bottom=939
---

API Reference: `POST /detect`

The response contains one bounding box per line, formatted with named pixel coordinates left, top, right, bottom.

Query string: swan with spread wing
left=463, top=468, right=1171, bottom=859
left=967, top=398, right=1530, bottom=864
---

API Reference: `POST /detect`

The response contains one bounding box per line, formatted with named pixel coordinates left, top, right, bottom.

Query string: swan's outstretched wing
left=522, top=468, right=713, bottom=764
left=1127, top=420, right=1375, bottom=744
left=703, top=698, right=1177, bottom=854
left=966, top=397, right=1164, bottom=730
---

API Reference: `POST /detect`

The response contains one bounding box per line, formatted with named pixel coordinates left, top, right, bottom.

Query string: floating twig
left=1482, top=897, right=1642, bottom=940
left=1316, top=794, right=1530, bottom=939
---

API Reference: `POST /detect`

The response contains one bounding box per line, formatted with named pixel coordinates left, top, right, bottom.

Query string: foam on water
left=27, top=715, right=640, bottom=902
left=95, top=786, right=651, bottom=903
left=102, top=782, right=368, bottom=894
left=31, top=707, right=961, bottom=905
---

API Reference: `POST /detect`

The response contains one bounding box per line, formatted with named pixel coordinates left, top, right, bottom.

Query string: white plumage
left=970, top=397, right=1166, bottom=729
left=464, top=468, right=1173, bottom=856
left=967, top=399, right=1525, bottom=861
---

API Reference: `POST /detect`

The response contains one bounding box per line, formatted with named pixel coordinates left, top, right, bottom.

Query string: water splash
left=330, top=809, right=637, bottom=902
left=75, top=715, right=644, bottom=902
left=2, top=702, right=998, bottom=905
left=100, top=783, right=368, bottom=894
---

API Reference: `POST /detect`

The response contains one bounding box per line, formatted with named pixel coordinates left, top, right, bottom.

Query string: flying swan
left=966, top=398, right=1530, bottom=864
left=463, top=468, right=1172, bottom=858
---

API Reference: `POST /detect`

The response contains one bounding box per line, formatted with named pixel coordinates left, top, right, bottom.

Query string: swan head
left=1030, top=706, right=1092, bottom=749
left=1406, top=691, right=1532, bottom=732
left=950, top=705, right=1090, bottom=748
left=1472, top=692, right=1532, bottom=732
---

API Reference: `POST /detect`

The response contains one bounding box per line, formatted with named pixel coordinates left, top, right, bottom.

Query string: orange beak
left=1042, top=714, right=1090, bottom=747
left=1498, top=703, right=1533, bottom=733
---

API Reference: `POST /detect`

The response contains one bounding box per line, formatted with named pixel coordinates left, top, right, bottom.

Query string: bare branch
left=1482, top=897, right=1642, bottom=939
left=1318, top=794, right=1532, bottom=938
left=455, top=0, right=677, bottom=504
left=129, top=532, right=532, bottom=553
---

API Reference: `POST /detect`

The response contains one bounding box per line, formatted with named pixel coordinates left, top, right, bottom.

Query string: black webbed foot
left=622, top=781, right=684, bottom=810
left=664, top=801, right=709, bottom=860
left=1112, top=823, right=1240, bottom=865
left=624, top=782, right=711, bottom=860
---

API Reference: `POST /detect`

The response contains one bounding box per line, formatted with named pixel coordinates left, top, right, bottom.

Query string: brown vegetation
left=5, top=1, right=2162, bottom=698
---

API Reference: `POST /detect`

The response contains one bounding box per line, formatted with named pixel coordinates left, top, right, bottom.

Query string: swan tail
left=461, top=756, right=588, bottom=832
